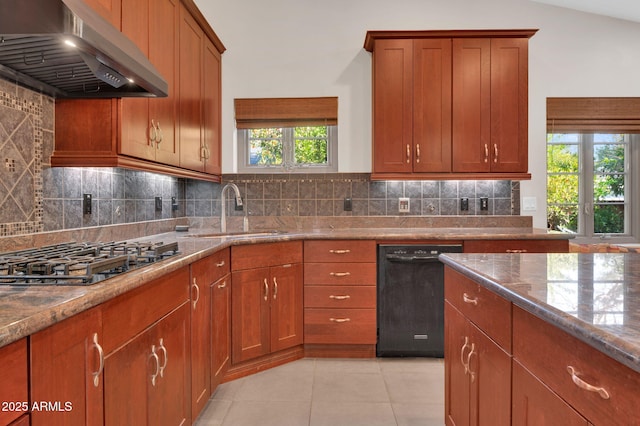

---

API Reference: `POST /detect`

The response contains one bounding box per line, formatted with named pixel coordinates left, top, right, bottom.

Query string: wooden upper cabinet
left=53, top=0, right=225, bottom=182
left=365, top=29, right=536, bottom=180
left=82, top=0, right=121, bottom=27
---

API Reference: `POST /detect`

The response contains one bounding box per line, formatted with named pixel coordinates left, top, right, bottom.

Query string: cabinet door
left=452, top=38, right=491, bottom=173
left=445, top=302, right=471, bottom=426
left=232, top=267, right=271, bottom=363
left=190, top=259, right=212, bottom=419
left=372, top=38, right=414, bottom=174
left=513, top=361, right=588, bottom=426
left=203, top=36, right=222, bottom=176
left=31, top=307, right=104, bottom=426
left=469, top=323, right=510, bottom=426
left=179, top=5, right=205, bottom=172
left=270, top=263, right=303, bottom=353
left=0, top=339, right=28, bottom=426
left=149, top=303, right=191, bottom=426
left=490, top=38, right=528, bottom=173
left=120, top=0, right=153, bottom=162
left=211, top=274, right=231, bottom=389
left=413, top=38, right=452, bottom=172
left=149, top=0, right=179, bottom=166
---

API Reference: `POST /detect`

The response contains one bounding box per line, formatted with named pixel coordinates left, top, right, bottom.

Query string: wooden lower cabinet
left=444, top=302, right=511, bottom=426
left=464, top=238, right=569, bottom=253
left=104, top=302, right=190, bottom=426
left=30, top=307, right=103, bottom=426
left=211, top=274, right=231, bottom=389
left=0, top=339, right=28, bottom=426
left=512, top=361, right=588, bottom=425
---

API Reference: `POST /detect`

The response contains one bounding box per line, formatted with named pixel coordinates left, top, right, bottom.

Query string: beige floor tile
left=310, top=401, right=396, bottom=426
left=392, top=402, right=445, bottom=426
left=313, top=372, right=390, bottom=403
left=221, top=400, right=311, bottom=426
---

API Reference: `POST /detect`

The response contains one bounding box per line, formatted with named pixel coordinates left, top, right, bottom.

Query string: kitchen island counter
left=0, top=226, right=570, bottom=348
left=439, top=252, right=640, bottom=374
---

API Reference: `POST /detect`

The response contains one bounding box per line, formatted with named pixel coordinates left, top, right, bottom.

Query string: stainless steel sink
left=181, top=230, right=287, bottom=239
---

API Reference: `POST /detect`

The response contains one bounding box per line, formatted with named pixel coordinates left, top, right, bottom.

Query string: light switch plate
left=522, top=196, right=537, bottom=211
left=398, top=197, right=410, bottom=213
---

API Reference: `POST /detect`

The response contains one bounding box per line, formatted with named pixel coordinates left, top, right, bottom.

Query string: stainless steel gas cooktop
left=0, top=240, right=179, bottom=286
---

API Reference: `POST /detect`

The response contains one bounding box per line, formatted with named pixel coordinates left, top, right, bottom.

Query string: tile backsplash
left=0, top=78, right=521, bottom=238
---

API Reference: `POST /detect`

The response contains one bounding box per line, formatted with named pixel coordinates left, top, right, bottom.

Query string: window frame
left=237, top=125, right=338, bottom=173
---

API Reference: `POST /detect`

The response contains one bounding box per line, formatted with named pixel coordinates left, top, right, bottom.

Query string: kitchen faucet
left=220, top=183, right=248, bottom=233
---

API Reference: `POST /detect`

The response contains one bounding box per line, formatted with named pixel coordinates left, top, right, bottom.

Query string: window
left=546, top=98, right=640, bottom=241
left=547, top=133, right=632, bottom=236
left=235, top=97, right=338, bottom=173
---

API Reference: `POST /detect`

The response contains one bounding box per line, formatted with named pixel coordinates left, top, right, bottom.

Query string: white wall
left=194, top=0, right=640, bottom=228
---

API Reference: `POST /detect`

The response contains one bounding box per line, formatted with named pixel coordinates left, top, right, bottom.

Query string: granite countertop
left=439, top=252, right=640, bottom=374
left=0, top=226, right=569, bottom=349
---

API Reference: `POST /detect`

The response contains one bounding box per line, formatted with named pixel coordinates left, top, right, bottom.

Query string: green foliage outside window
left=249, top=126, right=329, bottom=166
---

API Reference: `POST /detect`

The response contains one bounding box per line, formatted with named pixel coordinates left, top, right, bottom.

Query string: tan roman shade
left=234, top=97, right=338, bottom=129
left=547, top=97, right=640, bottom=133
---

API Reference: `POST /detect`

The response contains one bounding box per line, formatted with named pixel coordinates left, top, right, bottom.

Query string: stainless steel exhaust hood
left=0, top=0, right=168, bottom=98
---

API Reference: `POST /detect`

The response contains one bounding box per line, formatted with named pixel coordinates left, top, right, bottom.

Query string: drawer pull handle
left=329, top=249, right=351, bottom=254
left=330, top=272, right=351, bottom=277
left=329, top=294, right=351, bottom=300
left=506, top=249, right=528, bottom=253
left=218, top=280, right=227, bottom=289
left=330, top=317, right=351, bottom=323
left=462, top=293, right=478, bottom=305
left=216, top=260, right=225, bottom=267
left=91, top=333, right=104, bottom=388
left=567, top=366, right=610, bottom=400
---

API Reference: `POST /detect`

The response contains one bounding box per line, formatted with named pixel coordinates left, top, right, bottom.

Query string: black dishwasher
left=377, top=244, right=463, bottom=357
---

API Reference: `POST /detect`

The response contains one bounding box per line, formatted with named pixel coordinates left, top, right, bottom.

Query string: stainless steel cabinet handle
left=218, top=280, right=227, bottom=289
left=155, top=121, right=163, bottom=144
left=329, top=295, right=351, bottom=300
left=216, top=260, right=225, bottom=267
left=567, top=366, right=610, bottom=399
left=329, top=317, right=351, bottom=323
left=91, top=333, right=104, bottom=388
left=493, top=143, right=498, bottom=162
left=273, top=277, right=278, bottom=300
left=484, top=144, right=489, bottom=163
left=158, top=338, right=168, bottom=378
left=416, top=143, right=421, bottom=163
left=406, top=144, right=411, bottom=163
left=191, top=278, right=200, bottom=310
left=460, top=336, right=470, bottom=374
left=329, top=272, right=351, bottom=277
left=263, top=278, right=269, bottom=301
left=149, top=120, right=157, bottom=143
left=149, top=345, right=160, bottom=386
left=329, top=249, right=351, bottom=254
left=506, top=249, right=528, bottom=253
left=466, top=343, right=476, bottom=382
left=463, top=293, right=478, bottom=305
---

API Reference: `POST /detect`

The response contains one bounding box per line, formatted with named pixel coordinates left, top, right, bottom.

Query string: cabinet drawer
left=102, top=267, right=190, bottom=354
left=304, top=240, right=376, bottom=263
left=464, top=239, right=569, bottom=253
left=192, top=248, right=230, bottom=285
left=304, top=262, right=376, bottom=285
left=513, top=306, right=640, bottom=426
left=304, top=286, right=376, bottom=309
left=444, top=268, right=511, bottom=351
left=304, top=308, right=376, bottom=344
left=232, top=241, right=302, bottom=271
left=0, top=339, right=28, bottom=426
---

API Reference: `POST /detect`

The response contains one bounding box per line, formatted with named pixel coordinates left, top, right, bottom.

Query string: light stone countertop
left=439, top=252, right=640, bottom=374
left=0, top=226, right=570, bottom=348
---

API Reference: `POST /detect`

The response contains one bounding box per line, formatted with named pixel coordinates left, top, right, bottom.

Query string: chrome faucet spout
left=220, top=183, right=245, bottom=233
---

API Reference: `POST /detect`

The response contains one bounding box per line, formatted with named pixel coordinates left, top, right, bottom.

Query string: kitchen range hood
left=0, top=0, right=168, bottom=98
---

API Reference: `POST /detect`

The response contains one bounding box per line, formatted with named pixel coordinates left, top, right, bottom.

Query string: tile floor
left=194, top=357, right=445, bottom=426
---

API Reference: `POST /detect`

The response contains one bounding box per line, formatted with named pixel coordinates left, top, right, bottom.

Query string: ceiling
left=530, top=0, right=640, bottom=23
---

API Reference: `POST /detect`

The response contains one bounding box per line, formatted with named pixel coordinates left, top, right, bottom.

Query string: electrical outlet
left=343, top=197, right=352, bottom=212
left=399, top=197, right=410, bottom=213
left=155, top=196, right=162, bottom=211
left=460, top=198, right=469, bottom=211
left=480, top=197, right=489, bottom=211
left=171, top=196, right=179, bottom=211
left=83, top=194, right=92, bottom=214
